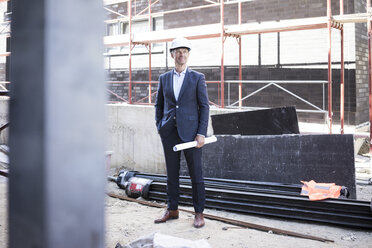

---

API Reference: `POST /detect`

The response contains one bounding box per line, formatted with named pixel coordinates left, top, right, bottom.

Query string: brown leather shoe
left=193, top=213, right=205, bottom=228
left=154, top=210, right=179, bottom=223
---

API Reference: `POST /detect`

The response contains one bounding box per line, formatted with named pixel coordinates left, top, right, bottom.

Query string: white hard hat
left=169, top=37, right=191, bottom=52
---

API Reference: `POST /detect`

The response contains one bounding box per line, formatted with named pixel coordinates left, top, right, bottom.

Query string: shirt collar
left=173, top=66, right=188, bottom=76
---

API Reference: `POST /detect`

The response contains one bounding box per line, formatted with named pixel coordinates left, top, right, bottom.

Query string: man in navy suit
left=154, top=37, right=209, bottom=228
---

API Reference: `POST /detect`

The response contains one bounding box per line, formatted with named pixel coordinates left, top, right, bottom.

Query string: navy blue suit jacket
left=155, top=67, right=209, bottom=142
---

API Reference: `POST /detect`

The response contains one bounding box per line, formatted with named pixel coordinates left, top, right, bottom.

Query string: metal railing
left=225, top=80, right=328, bottom=117
left=106, top=80, right=329, bottom=120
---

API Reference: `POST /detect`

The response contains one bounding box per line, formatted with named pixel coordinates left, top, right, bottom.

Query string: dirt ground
left=1, top=176, right=371, bottom=248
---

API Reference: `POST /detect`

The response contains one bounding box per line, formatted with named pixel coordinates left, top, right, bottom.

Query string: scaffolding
left=0, top=0, right=372, bottom=151
left=103, top=0, right=372, bottom=152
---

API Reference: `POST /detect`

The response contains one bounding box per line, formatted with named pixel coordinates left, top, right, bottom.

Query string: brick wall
left=104, top=0, right=366, bottom=125
left=354, top=0, right=369, bottom=124
left=0, top=63, right=5, bottom=82
left=107, top=65, right=356, bottom=124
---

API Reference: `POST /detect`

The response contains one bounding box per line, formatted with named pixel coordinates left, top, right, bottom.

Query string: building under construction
left=104, top=0, right=368, bottom=130
left=0, top=0, right=372, bottom=247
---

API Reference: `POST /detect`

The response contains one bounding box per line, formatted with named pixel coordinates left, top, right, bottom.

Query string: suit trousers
left=160, top=126, right=205, bottom=213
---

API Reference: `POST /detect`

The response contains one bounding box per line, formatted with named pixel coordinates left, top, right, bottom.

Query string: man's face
left=171, top=48, right=189, bottom=66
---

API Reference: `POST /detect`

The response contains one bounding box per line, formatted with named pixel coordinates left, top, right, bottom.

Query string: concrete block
left=211, top=106, right=299, bottom=135
left=181, top=134, right=357, bottom=198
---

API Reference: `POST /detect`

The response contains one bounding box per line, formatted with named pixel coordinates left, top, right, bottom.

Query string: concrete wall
left=0, top=97, right=8, bottom=144
left=106, top=104, right=234, bottom=173
left=106, top=104, right=166, bottom=173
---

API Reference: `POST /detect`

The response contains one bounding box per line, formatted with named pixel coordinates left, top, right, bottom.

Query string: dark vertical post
left=148, top=0, right=152, bottom=104
left=340, top=0, right=345, bottom=134
left=128, top=0, right=133, bottom=104
left=277, top=32, right=280, bottom=67
left=9, top=0, right=106, bottom=247
left=327, top=0, right=333, bottom=133
left=258, top=34, right=261, bottom=67
left=5, top=0, right=10, bottom=85
left=368, top=0, right=372, bottom=153
left=238, top=2, right=242, bottom=108
left=238, top=36, right=242, bottom=108
left=220, top=0, right=225, bottom=108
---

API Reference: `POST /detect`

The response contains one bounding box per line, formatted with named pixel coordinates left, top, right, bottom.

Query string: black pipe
left=135, top=172, right=302, bottom=193
left=150, top=182, right=370, bottom=216
left=147, top=190, right=372, bottom=229
left=109, top=171, right=371, bottom=229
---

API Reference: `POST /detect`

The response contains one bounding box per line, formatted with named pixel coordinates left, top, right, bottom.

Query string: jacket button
left=176, top=105, right=179, bottom=108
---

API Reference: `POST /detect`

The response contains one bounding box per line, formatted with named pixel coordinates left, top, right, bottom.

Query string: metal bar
left=135, top=0, right=159, bottom=17
left=327, top=0, right=333, bottom=133
left=148, top=187, right=367, bottom=219
left=225, top=80, right=328, bottom=84
left=148, top=181, right=302, bottom=198
left=116, top=172, right=371, bottom=223
left=134, top=91, right=157, bottom=104
left=323, top=81, right=325, bottom=116
left=152, top=187, right=372, bottom=223
left=221, top=0, right=225, bottom=108
left=106, top=88, right=128, bottom=102
left=340, top=32, right=345, bottom=133
left=238, top=1, right=242, bottom=108
left=106, top=81, right=159, bottom=84
left=0, top=52, right=10, bottom=57
left=105, top=0, right=254, bottom=23
left=132, top=173, right=368, bottom=212
left=204, top=0, right=218, bottom=4
left=104, top=6, right=127, bottom=18
left=333, top=13, right=369, bottom=23
left=340, top=0, right=345, bottom=134
left=0, top=170, right=8, bottom=177
left=0, top=122, right=9, bottom=132
left=209, top=100, right=220, bottom=107
left=272, top=83, right=324, bottom=111
left=148, top=191, right=372, bottom=229
left=238, top=36, right=242, bottom=108
left=107, top=192, right=334, bottom=243
left=230, top=83, right=274, bottom=106
left=148, top=181, right=367, bottom=215
left=128, top=0, right=133, bottom=104
left=135, top=172, right=302, bottom=192
left=228, top=81, right=230, bottom=105
left=148, top=0, right=152, bottom=104
left=105, top=3, right=217, bottom=23
left=368, top=0, right=372, bottom=153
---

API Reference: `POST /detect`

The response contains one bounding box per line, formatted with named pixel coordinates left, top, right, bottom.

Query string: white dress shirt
left=173, top=66, right=187, bottom=101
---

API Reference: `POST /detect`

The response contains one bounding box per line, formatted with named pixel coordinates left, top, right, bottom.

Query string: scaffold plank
left=226, top=17, right=329, bottom=35
left=104, top=16, right=354, bottom=47
left=332, top=13, right=369, bottom=23
left=104, top=23, right=221, bottom=47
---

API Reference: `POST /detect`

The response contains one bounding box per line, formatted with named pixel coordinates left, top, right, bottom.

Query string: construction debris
left=110, top=170, right=372, bottom=229
left=116, top=232, right=211, bottom=248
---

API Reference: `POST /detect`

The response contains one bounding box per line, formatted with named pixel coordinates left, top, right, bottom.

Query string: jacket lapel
left=168, top=70, right=176, bottom=102
left=177, top=67, right=190, bottom=101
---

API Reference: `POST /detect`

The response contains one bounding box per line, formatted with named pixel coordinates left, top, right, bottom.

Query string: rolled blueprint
left=173, top=136, right=217, bottom=152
